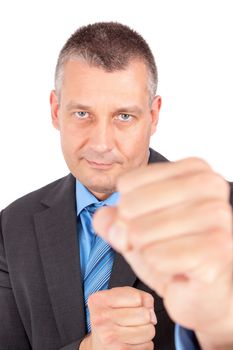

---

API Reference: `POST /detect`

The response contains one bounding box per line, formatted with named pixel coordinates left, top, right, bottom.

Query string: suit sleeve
left=0, top=210, right=31, bottom=350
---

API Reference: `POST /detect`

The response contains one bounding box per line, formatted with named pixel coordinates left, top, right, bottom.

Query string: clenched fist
left=93, top=158, right=233, bottom=348
left=80, top=287, right=156, bottom=350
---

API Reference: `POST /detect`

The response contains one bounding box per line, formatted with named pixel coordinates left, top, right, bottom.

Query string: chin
left=87, top=182, right=116, bottom=195
left=79, top=174, right=116, bottom=194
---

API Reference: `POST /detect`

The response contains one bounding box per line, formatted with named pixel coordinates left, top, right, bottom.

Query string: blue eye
left=74, top=111, right=89, bottom=119
left=117, top=114, right=133, bottom=122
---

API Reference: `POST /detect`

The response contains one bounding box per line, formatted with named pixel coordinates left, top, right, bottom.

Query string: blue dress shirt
left=75, top=179, right=199, bottom=349
left=175, top=325, right=200, bottom=349
left=76, top=180, right=119, bottom=277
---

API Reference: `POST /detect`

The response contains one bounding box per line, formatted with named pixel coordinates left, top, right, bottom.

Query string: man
left=0, top=22, right=232, bottom=350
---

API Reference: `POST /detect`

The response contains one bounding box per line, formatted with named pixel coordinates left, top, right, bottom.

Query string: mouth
left=85, top=159, right=115, bottom=170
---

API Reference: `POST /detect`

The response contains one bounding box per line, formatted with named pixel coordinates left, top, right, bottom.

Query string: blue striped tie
left=82, top=203, right=115, bottom=333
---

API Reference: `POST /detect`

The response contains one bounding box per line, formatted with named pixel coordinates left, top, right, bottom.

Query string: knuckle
left=201, top=172, right=228, bottom=196
left=187, top=170, right=215, bottom=193
left=192, top=171, right=214, bottom=189
left=222, top=239, right=233, bottom=262
left=216, top=200, right=232, bottom=219
left=204, top=227, right=233, bottom=264
left=186, top=171, right=227, bottom=197
left=143, top=293, right=154, bottom=308
left=147, top=342, right=154, bottom=350
left=148, top=324, right=156, bottom=340
left=185, top=157, right=211, bottom=170
left=87, top=293, right=96, bottom=309
left=102, top=330, right=117, bottom=345
left=142, top=307, right=152, bottom=323
left=126, top=220, right=144, bottom=248
left=88, top=291, right=103, bottom=308
left=121, top=286, right=136, bottom=294
left=118, top=196, right=135, bottom=220
left=208, top=200, right=232, bottom=230
left=112, top=286, right=142, bottom=305
left=209, top=173, right=229, bottom=196
left=91, top=308, right=109, bottom=327
left=91, top=312, right=105, bottom=326
left=125, top=287, right=143, bottom=305
left=88, top=293, right=109, bottom=325
left=214, top=230, right=233, bottom=260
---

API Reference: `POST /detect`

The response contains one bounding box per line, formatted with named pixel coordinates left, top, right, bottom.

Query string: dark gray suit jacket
left=0, top=149, right=232, bottom=350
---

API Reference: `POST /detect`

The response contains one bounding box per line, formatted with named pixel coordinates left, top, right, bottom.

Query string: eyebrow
left=66, top=102, right=92, bottom=111
left=114, top=106, right=143, bottom=115
left=65, top=101, right=143, bottom=115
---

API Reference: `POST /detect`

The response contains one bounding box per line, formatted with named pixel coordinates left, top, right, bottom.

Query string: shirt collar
left=76, top=179, right=120, bottom=215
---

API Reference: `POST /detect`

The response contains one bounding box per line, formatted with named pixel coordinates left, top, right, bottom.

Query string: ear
left=150, top=95, right=162, bottom=136
left=50, top=90, right=60, bottom=130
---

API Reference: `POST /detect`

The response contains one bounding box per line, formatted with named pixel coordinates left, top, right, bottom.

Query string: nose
left=89, top=117, right=115, bottom=153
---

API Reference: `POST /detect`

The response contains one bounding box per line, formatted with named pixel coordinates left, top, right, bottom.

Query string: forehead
left=60, top=59, right=149, bottom=103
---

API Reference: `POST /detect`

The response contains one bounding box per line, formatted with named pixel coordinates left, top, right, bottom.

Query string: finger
left=100, top=338, right=154, bottom=350
left=103, top=306, right=157, bottom=326
left=122, top=249, right=171, bottom=296
left=119, top=199, right=232, bottom=250
left=93, top=204, right=130, bottom=253
left=120, top=229, right=233, bottom=297
left=94, top=206, right=133, bottom=253
left=118, top=171, right=229, bottom=220
left=88, top=287, right=154, bottom=309
left=163, top=264, right=233, bottom=330
left=122, top=341, right=154, bottom=350
left=114, top=323, right=156, bottom=345
left=140, top=228, right=233, bottom=282
left=117, top=157, right=211, bottom=194
left=93, top=206, right=116, bottom=239
left=104, top=198, right=232, bottom=253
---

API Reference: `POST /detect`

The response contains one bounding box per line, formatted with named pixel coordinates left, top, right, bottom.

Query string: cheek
left=59, top=124, right=86, bottom=156
left=120, top=123, right=150, bottom=149
left=116, top=123, right=151, bottom=157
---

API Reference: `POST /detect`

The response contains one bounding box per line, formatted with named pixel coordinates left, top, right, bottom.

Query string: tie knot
left=85, top=202, right=104, bottom=215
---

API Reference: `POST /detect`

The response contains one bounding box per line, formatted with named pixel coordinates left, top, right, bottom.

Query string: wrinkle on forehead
left=59, top=59, right=151, bottom=106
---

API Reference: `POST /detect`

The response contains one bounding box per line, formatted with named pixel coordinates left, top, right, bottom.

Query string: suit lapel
left=33, top=149, right=168, bottom=343
left=34, top=174, right=86, bottom=344
left=109, top=252, right=136, bottom=288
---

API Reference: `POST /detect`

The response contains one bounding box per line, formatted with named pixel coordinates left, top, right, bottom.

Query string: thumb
left=93, top=206, right=130, bottom=253
left=93, top=206, right=117, bottom=242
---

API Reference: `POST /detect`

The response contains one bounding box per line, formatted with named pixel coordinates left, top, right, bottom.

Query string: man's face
left=50, top=59, right=161, bottom=200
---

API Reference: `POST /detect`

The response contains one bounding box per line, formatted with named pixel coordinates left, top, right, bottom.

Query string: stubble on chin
left=78, top=171, right=118, bottom=197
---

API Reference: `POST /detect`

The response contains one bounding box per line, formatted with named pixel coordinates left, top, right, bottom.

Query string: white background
left=0, top=0, right=232, bottom=209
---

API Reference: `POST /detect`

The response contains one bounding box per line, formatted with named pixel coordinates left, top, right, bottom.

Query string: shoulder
left=148, top=148, right=169, bottom=164
left=1, top=174, right=72, bottom=221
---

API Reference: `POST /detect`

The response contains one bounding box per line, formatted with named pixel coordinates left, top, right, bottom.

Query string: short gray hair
left=55, top=22, right=158, bottom=105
